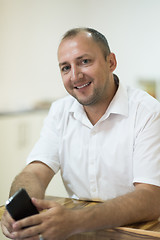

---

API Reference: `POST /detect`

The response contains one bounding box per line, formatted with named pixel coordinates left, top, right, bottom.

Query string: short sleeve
left=26, top=103, right=60, bottom=174
left=133, top=111, right=160, bottom=186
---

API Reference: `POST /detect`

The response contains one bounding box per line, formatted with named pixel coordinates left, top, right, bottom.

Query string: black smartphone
left=5, top=188, right=39, bottom=221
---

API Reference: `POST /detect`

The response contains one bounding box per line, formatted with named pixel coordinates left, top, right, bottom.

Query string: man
left=1, top=27, right=160, bottom=240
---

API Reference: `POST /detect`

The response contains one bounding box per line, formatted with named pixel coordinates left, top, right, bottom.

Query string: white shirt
left=27, top=82, right=160, bottom=201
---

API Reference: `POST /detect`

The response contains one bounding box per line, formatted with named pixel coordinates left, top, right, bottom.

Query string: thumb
left=31, top=198, right=53, bottom=211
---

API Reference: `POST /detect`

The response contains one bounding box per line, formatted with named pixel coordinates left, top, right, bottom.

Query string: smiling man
left=1, top=28, right=160, bottom=240
left=58, top=30, right=117, bottom=125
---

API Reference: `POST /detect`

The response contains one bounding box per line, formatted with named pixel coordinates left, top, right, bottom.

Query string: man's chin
left=75, top=96, right=97, bottom=106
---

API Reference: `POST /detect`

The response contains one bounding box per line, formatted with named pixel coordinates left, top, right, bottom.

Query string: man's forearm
left=9, top=171, right=45, bottom=199
left=73, top=184, right=160, bottom=233
left=9, top=162, right=54, bottom=199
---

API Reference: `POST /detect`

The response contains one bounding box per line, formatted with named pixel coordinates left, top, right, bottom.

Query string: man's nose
left=70, top=66, right=83, bottom=81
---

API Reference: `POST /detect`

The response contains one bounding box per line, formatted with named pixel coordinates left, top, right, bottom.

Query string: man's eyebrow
left=59, top=62, right=68, bottom=67
left=77, top=54, right=90, bottom=59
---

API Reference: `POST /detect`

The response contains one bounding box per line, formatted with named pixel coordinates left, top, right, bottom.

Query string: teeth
left=76, top=82, right=90, bottom=89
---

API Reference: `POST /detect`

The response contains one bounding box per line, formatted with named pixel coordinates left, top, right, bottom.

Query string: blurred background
left=0, top=0, right=160, bottom=238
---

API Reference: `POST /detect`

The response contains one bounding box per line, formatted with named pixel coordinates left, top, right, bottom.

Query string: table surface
left=1, top=196, right=160, bottom=240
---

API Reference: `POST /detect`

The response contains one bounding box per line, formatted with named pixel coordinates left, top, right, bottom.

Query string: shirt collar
left=104, top=79, right=129, bottom=118
left=69, top=97, right=92, bottom=127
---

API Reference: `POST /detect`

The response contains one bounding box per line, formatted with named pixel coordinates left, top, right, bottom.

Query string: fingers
left=12, top=213, right=42, bottom=230
left=11, top=224, right=42, bottom=239
left=11, top=214, right=44, bottom=239
left=32, top=198, right=58, bottom=210
left=1, top=210, right=15, bottom=238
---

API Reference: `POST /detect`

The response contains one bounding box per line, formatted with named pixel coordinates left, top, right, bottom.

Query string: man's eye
left=82, top=59, right=90, bottom=64
left=61, top=66, right=70, bottom=72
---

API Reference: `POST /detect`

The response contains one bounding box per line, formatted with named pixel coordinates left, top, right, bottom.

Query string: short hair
left=61, top=27, right=111, bottom=58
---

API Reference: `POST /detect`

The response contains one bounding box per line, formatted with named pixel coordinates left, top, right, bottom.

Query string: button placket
left=88, top=128, right=98, bottom=199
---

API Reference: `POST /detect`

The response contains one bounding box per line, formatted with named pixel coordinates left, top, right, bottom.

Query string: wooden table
left=1, top=196, right=160, bottom=240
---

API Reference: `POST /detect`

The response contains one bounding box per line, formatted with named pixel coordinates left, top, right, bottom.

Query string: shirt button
left=91, top=186, right=96, bottom=192
left=91, top=130, right=96, bottom=135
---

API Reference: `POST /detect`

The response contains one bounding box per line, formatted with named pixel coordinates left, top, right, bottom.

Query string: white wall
left=86, top=0, right=160, bottom=88
left=1, top=0, right=160, bottom=111
left=0, top=0, right=90, bottom=111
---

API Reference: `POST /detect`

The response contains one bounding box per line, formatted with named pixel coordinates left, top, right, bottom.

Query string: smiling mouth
left=75, top=82, right=91, bottom=89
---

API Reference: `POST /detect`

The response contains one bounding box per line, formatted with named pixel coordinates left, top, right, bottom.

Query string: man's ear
left=108, top=53, right=117, bottom=72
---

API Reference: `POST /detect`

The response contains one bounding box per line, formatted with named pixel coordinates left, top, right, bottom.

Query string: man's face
left=58, top=32, right=115, bottom=107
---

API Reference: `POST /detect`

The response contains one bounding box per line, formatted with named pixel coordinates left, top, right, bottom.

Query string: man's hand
left=1, top=210, right=15, bottom=239
left=5, top=198, right=78, bottom=240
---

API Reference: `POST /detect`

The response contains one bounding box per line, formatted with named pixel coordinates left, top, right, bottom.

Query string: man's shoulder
left=127, top=85, right=160, bottom=113
left=52, top=95, right=75, bottom=106
left=49, top=95, right=76, bottom=116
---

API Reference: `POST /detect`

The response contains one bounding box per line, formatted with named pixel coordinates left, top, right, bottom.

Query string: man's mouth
left=75, top=82, right=91, bottom=89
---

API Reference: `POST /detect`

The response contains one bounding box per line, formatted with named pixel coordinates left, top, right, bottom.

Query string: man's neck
left=84, top=75, right=119, bottom=125
left=84, top=101, right=110, bottom=126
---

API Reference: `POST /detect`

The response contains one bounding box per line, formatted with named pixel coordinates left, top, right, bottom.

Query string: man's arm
left=73, top=183, right=160, bottom=232
left=9, top=161, right=54, bottom=198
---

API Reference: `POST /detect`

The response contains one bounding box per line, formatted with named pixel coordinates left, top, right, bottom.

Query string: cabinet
left=0, top=110, right=68, bottom=205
